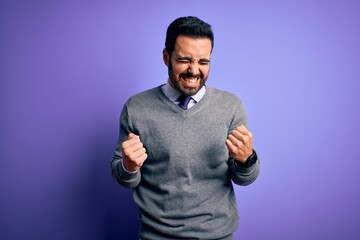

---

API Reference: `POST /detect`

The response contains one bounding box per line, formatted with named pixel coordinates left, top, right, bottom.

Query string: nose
left=188, top=62, right=201, bottom=76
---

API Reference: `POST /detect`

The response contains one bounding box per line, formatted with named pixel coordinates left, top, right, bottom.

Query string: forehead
left=174, top=35, right=212, bottom=57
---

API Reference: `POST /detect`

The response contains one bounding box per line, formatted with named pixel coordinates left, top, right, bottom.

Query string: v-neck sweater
left=111, top=85, right=260, bottom=240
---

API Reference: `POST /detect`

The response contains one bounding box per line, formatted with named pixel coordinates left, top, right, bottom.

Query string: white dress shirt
left=161, top=80, right=206, bottom=109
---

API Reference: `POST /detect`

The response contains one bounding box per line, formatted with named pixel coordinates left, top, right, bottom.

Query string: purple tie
left=178, top=95, right=192, bottom=110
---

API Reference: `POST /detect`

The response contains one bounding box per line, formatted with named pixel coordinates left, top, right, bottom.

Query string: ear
left=163, top=48, right=169, bottom=66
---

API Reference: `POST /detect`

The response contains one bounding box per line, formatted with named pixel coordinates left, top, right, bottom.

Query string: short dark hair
left=165, top=16, right=214, bottom=56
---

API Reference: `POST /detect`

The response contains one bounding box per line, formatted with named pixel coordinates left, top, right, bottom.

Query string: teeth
left=183, top=77, right=197, bottom=83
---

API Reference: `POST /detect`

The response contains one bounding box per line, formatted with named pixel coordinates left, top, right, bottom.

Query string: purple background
left=1, top=0, right=360, bottom=239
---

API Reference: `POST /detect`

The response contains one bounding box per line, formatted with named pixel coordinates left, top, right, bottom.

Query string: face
left=163, top=36, right=212, bottom=96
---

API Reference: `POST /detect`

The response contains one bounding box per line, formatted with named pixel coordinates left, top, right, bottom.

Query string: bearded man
left=111, top=16, right=260, bottom=240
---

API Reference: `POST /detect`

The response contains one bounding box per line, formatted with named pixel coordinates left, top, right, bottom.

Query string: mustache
left=179, top=72, right=203, bottom=78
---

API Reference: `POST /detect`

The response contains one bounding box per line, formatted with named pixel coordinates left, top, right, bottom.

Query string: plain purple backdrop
left=1, top=0, right=360, bottom=239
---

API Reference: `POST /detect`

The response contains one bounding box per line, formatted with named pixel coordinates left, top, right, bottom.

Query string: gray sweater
left=111, top=86, right=260, bottom=240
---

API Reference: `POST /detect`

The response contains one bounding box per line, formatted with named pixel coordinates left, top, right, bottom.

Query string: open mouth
left=182, top=77, right=199, bottom=84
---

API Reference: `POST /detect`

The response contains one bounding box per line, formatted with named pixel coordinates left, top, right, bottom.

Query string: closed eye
left=175, top=57, right=210, bottom=66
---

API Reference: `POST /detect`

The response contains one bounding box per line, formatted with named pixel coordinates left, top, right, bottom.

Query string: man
left=111, top=16, right=260, bottom=240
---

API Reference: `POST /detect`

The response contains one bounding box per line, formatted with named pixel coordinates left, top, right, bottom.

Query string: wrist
left=237, top=149, right=258, bottom=168
left=122, top=159, right=138, bottom=173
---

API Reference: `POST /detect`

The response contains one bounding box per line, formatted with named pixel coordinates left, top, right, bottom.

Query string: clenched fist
left=122, top=133, right=148, bottom=172
left=225, top=125, right=253, bottom=163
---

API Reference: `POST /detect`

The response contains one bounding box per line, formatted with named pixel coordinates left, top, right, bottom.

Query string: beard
left=168, top=61, right=208, bottom=96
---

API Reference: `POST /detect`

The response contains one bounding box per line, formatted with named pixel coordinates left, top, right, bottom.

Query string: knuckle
left=122, top=148, right=130, bottom=156
left=121, top=142, right=128, bottom=150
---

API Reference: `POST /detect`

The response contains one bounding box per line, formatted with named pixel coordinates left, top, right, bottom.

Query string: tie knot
left=178, top=94, right=192, bottom=110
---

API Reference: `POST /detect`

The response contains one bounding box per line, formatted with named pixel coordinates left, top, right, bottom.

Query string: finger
left=125, top=152, right=148, bottom=171
left=131, top=150, right=148, bottom=163
left=128, top=146, right=147, bottom=160
left=137, top=152, right=148, bottom=163
left=235, top=125, right=252, bottom=137
left=226, top=139, right=245, bottom=158
left=228, top=134, right=244, bottom=148
left=122, top=136, right=141, bottom=149
left=123, top=142, right=144, bottom=156
left=232, top=125, right=252, bottom=142
left=231, top=130, right=250, bottom=144
left=227, top=135, right=245, bottom=150
left=128, top=133, right=139, bottom=139
left=225, top=139, right=237, bottom=152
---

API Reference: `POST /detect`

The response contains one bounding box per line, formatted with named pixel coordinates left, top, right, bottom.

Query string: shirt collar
left=161, top=79, right=206, bottom=103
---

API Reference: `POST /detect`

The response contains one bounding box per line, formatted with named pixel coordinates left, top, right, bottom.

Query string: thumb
left=128, top=133, right=139, bottom=139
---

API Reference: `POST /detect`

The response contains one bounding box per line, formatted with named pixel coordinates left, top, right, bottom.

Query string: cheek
left=199, top=68, right=209, bottom=79
left=172, top=59, right=191, bottom=74
left=205, top=67, right=211, bottom=76
left=172, top=65, right=187, bottom=77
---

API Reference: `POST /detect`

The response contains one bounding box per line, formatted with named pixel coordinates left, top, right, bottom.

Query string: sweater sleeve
left=228, top=156, right=260, bottom=186
left=227, top=96, right=260, bottom=186
left=110, top=104, right=141, bottom=188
